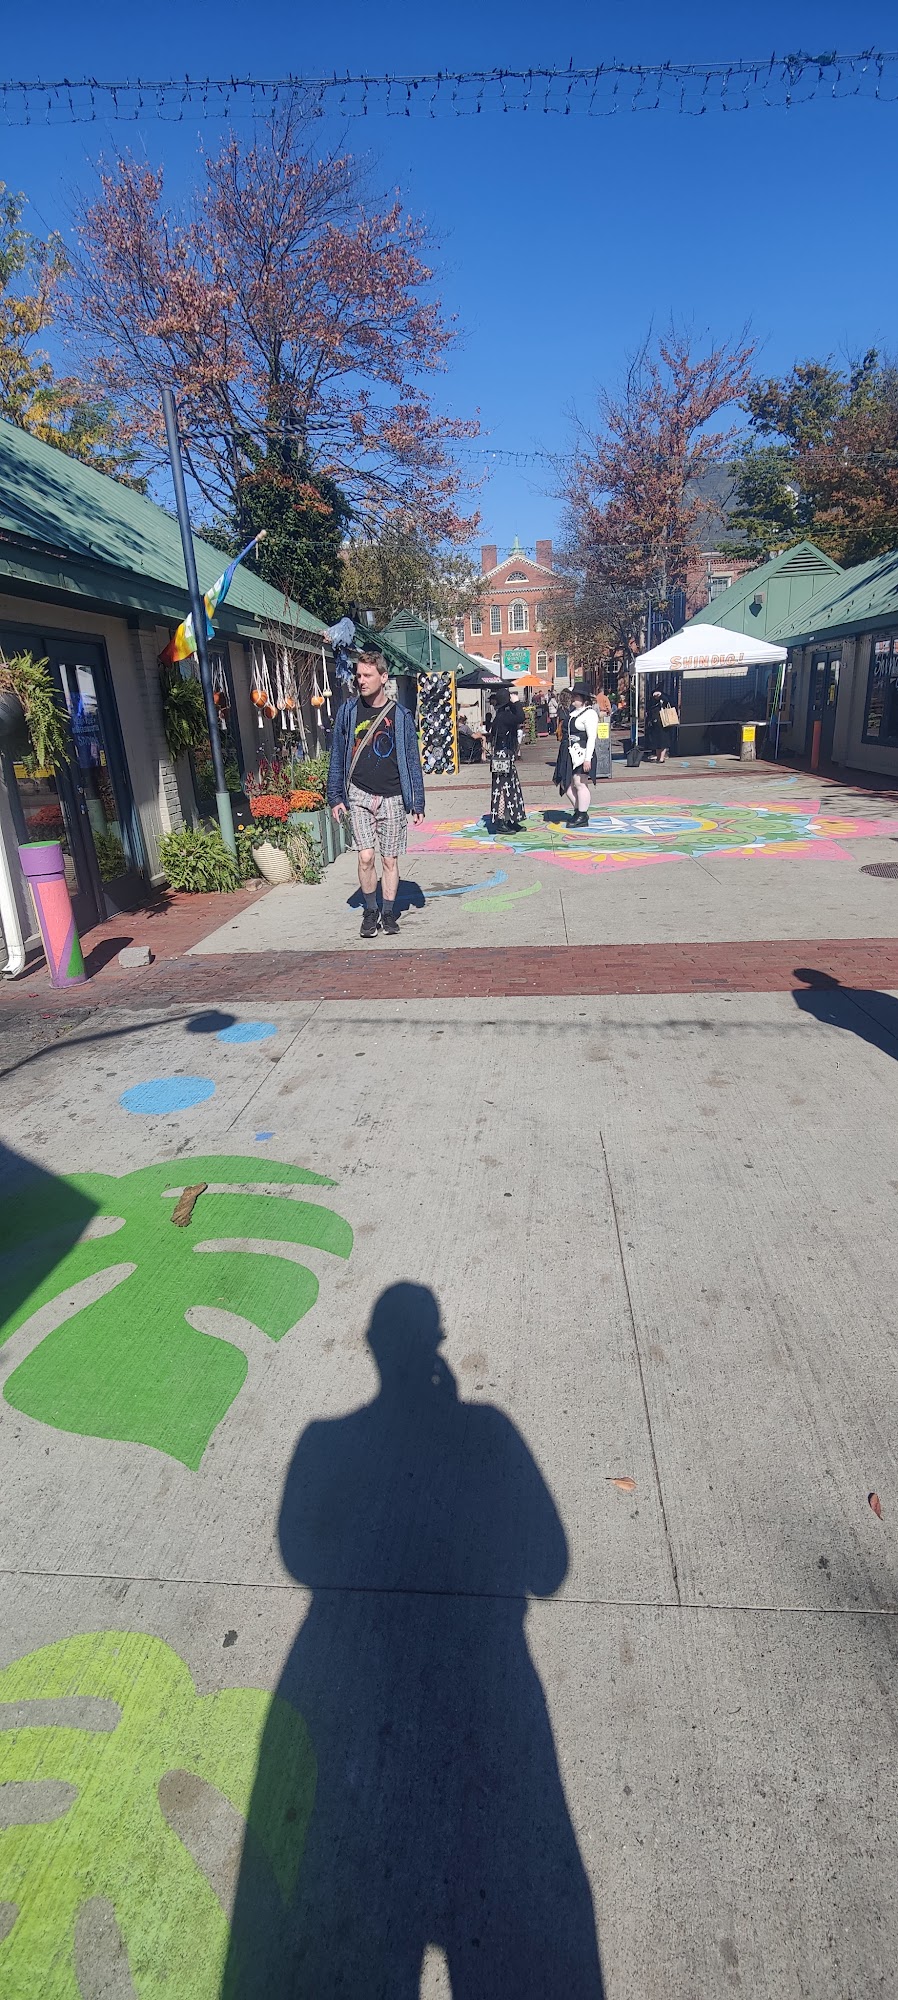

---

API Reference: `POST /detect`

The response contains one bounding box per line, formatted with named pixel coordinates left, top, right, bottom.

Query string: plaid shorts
left=347, top=783, right=409, bottom=857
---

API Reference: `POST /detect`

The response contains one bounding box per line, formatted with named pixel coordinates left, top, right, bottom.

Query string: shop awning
left=633, top=623, right=787, bottom=675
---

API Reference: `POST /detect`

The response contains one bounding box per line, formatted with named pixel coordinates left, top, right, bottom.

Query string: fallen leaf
left=869, top=1491, right=883, bottom=1519
left=171, top=1184, right=208, bottom=1228
left=607, top=1476, right=636, bottom=1494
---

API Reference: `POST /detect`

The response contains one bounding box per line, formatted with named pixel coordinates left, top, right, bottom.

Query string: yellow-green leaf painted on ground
left=0, top=1157, right=353, bottom=1466
left=0, top=1629, right=315, bottom=2000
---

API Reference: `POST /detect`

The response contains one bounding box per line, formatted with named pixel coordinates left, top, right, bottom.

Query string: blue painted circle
left=216, top=1021, right=277, bottom=1044
left=120, top=1076, right=216, bottom=1115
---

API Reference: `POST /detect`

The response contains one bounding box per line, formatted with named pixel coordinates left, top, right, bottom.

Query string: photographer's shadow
left=224, top=1282, right=603, bottom=1998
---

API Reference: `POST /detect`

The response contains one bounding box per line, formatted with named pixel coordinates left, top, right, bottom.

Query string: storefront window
left=863, top=637, right=898, bottom=743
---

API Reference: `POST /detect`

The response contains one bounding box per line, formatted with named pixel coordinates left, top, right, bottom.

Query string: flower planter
left=0, top=687, right=29, bottom=755
left=286, top=807, right=351, bottom=865
left=249, top=795, right=289, bottom=821
left=288, top=809, right=327, bottom=860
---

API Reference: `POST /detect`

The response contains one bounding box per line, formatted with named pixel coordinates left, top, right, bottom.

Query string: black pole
left=162, top=387, right=236, bottom=854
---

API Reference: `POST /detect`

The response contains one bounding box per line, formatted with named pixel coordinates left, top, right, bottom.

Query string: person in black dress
left=488, top=691, right=527, bottom=832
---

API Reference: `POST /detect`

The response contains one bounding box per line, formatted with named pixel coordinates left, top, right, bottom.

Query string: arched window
left=537, top=651, right=548, bottom=673
left=509, top=601, right=528, bottom=633
left=506, top=571, right=527, bottom=583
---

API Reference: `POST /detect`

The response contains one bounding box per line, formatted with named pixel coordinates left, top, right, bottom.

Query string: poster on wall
left=864, top=638, right=895, bottom=741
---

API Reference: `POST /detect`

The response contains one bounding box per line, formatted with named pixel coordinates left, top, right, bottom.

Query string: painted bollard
left=18, top=840, right=87, bottom=987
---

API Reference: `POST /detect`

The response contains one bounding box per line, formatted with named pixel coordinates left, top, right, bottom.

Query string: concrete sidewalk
left=3, top=979, right=898, bottom=1996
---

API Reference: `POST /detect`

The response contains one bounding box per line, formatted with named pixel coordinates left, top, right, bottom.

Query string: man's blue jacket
left=326, top=697, right=426, bottom=816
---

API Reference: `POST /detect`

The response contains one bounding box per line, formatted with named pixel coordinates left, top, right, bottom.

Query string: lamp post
left=162, top=388, right=236, bottom=855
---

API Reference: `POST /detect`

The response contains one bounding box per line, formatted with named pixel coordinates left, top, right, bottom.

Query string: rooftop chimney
left=535, top=539, right=553, bottom=570
left=481, top=544, right=497, bottom=574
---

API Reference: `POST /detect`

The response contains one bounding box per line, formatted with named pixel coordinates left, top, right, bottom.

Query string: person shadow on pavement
left=793, top=968, right=898, bottom=1064
left=223, top=1282, right=604, bottom=1999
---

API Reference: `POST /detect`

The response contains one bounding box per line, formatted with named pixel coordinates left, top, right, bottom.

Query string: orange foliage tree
left=559, top=327, right=754, bottom=654
left=69, top=104, right=478, bottom=550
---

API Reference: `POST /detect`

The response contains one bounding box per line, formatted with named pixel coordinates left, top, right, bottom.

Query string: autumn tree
left=70, top=103, right=479, bottom=575
left=724, top=352, right=898, bottom=564
left=0, top=183, right=141, bottom=482
left=560, top=327, right=754, bottom=654
left=341, top=520, right=483, bottom=630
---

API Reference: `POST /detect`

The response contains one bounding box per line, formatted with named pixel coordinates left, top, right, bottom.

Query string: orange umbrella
left=511, top=673, right=545, bottom=690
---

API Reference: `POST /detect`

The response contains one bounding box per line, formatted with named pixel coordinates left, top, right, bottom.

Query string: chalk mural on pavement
left=0, top=1158, right=353, bottom=1466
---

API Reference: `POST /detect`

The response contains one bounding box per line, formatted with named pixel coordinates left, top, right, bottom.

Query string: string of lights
left=1, top=53, right=898, bottom=126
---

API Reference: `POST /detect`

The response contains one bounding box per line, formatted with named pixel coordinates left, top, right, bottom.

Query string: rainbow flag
left=160, top=534, right=264, bottom=666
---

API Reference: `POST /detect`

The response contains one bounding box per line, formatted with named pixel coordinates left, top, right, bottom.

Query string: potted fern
left=160, top=673, right=209, bottom=762
left=0, top=653, right=70, bottom=766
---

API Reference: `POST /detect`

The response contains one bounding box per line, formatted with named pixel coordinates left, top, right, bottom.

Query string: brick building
left=454, top=538, right=573, bottom=688
left=685, top=549, right=754, bottom=620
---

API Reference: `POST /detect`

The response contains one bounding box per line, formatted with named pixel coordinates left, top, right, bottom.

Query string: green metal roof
left=0, top=418, right=326, bottom=642
left=688, top=541, right=842, bottom=640
left=772, top=550, right=898, bottom=645
left=374, top=612, right=481, bottom=677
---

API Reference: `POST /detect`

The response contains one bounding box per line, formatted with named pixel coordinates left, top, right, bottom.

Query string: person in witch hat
left=554, top=684, right=598, bottom=827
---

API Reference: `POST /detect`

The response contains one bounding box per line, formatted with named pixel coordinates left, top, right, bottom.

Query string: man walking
left=328, top=643, right=426, bottom=938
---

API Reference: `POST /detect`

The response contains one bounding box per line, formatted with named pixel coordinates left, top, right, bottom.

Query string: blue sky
left=3, top=0, right=898, bottom=559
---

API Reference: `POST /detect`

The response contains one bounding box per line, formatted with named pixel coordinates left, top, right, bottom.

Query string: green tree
left=722, top=351, right=898, bottom=564
left=718, top=443, right=805, bottom=562
left=341, top=520, right=484, bottom=629
left=0, top=183, right=143, bottom=483
left=207, top=443, right=351, bottom=624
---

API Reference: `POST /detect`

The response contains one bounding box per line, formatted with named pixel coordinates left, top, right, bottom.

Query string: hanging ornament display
left=417, top=672, right=458, bottom=775
left=311, top=647, right=332, bottom=713
left=211, top=658, right=230, bottom=731
left=250, top=647, right=276, bottom=727
left=276, top=649, right=299, bottom=733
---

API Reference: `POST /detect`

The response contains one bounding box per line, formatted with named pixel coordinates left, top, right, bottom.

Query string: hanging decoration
left=211, top=658, right=230, bottom=731
left=250, top=647, right=276, bottom=727
left=311, top=649, right=332, bottom=713
left=4, top=57, right=897, bottom=127
left=418, top=672, right=458, bottom=776
left=275, top=651, right=294, bottom=733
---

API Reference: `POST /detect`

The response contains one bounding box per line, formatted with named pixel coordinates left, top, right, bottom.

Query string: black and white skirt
left=490, top=749, right=526, bottom=828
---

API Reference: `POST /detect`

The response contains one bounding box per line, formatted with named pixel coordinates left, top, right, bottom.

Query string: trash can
left=19, top=840, right=87, bottom=987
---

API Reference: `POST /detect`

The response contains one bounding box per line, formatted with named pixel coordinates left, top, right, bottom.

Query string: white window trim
left=537, top=651, right=547, bottom=672
left=490, top=606, right=502, bottom=635
left=508, top=601, right=529, bottom=633
left=470, top=610, right=483, bottom=636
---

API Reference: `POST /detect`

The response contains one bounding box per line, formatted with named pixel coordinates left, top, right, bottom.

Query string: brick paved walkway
left=5, top=938, right=898, bottom=1009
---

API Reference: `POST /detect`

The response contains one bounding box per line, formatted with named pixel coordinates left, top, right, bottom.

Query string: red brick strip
left=5, top=940, right=898, bottom=1008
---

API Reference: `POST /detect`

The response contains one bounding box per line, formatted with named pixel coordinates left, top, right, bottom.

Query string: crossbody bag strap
left=347, top=698, right=398, bottom=784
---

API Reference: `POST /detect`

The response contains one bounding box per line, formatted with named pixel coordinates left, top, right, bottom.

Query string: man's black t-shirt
left=351, top=697, right=402, bottom=796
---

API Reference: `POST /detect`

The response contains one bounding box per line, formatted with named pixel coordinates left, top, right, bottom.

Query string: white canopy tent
left=633, top=622, right=787, bottom=676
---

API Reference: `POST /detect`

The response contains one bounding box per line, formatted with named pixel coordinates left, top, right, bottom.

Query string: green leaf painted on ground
left=0, top=1157, right=352, bottom=1466
left=0, top=1629, right=315, bottom=2000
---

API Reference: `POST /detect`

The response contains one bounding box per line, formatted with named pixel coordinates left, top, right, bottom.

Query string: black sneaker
left=381, top=910, right=400, bottom=936
left=359, top=909, right=380, bottom=939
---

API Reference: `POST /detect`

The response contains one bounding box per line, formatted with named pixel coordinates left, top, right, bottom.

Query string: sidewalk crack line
left=600, top=1128, right=682, bottom=1604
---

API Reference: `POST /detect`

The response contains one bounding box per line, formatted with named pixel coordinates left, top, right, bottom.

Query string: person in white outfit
left=560, top=684, right=598, bottom=827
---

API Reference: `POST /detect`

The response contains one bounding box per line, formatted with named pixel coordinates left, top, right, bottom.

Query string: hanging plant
left=160, top=673, right=209, bottom=761
left=0, top=653, right=71, bottom=768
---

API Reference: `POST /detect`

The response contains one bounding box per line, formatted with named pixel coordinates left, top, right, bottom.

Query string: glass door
left=5, top=631, right=145, bottom=927
left=50, top=642, right=145, bottom=913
